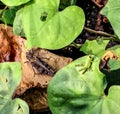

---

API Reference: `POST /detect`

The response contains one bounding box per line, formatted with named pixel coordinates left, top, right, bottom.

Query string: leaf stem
left=98, top=36, right=120, bottom=42
left=70, top=42, right=82, bottom=49
left=84, top=27, right=116, bottom=38
left=84, top=27, right=120, bottom=42
left=0, top=5, right=8, bottom=17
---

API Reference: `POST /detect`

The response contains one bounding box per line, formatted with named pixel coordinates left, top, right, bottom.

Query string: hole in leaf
left=5, top=78, right=8, bottom=83
left=17, top=104, right=21, bottom=111
left=40, top=12, right=48, bottom=22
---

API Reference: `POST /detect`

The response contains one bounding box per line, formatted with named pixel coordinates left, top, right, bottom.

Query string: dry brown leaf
left=16, top=43, right=72, bottom=95
left=0, top=24, right=22, bottom=62
left=16, top=37, right=72, bottom=111
left=102, top=50, right=118, bottom=61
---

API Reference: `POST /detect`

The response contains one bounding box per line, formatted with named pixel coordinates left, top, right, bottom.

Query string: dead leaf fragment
left=0, top=24, right=22, bottom=62
left=102, top=50, right=118, bottom=61
left=0, top=24, right=28, bottom=95
left=100, top=50, right=118, bottom=70
left=16, top=43, right=72, bottom=111
left=16, top=46, right=72, bottom=95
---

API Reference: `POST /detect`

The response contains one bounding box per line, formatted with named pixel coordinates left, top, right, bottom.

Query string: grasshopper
left=76, top=55, right=94, bottom=74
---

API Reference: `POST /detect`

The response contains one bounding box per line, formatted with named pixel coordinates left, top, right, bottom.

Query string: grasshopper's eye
left=40, top=12, right=48, bottom=22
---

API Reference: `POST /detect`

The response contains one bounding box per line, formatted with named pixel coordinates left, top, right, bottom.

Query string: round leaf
left=102, top=86, right=120, bottom=114
left=0, top=62, right=22, bottom=110
left=47, top=55, right=106, bottom=114
left=0, top=62, right=22, bottom=98
left=22, top=0, right=85, bottom=49
left=1, top=98, right=29, bottom=114
left=0, top=62, right=29, bottom=114
left=48, top=55, right=120, bottom=114
left=13, top=8, right=25, bottom=37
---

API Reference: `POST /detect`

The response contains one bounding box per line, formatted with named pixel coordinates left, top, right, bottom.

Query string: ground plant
left=0, top=0, right=120, bottom=114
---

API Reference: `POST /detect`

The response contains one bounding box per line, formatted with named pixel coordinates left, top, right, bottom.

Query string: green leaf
left=1, top=98, right=29, bottom=114
left=48, top=55, right=120, bottom=114
left=80, top=39, right=109, bottom=58
left=102, top=86, right=120, bottom=114
left=48, top=55, right=115, bottom=114
left=13, top=8, right=25, bottom=37
left=59, top=0, right=77, bottom=9
left=0, top=62, right=29, bottom=114
left=0, top=62, right=22, bottom=101
left=1, top=0, right=30, bottom=6
left=1, top=7, right=18, bottom=25
left=22, top=0, right=85, bottom=49
left=108, top=59, right=120, bottom=71
left=100, top=0, right=120, bottom=39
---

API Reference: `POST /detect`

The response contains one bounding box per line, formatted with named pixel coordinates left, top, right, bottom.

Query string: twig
left=0, top=5, right=8, bottom=17
left=84, top=27, right=116, bottom=38
left=98, top=36, right=120, bottom=42
left=91, top=0, right=103, bottom=8
left=84, top=27, right=120, bottom=42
